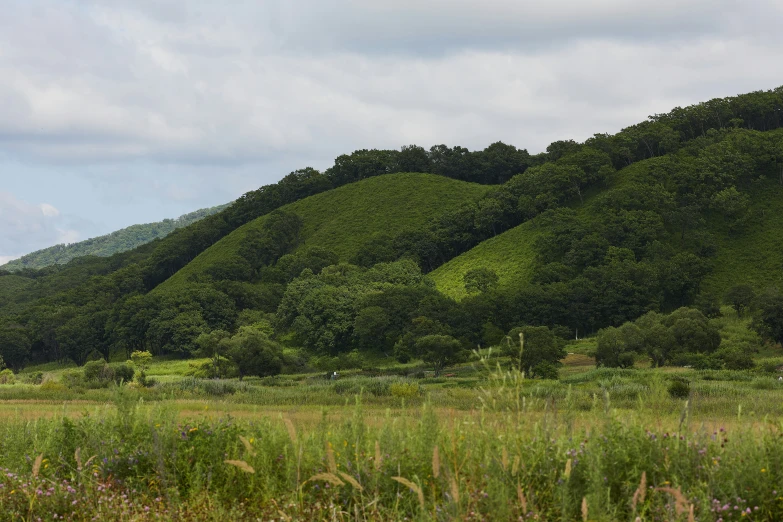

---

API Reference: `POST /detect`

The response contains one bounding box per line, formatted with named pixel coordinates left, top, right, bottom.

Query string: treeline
left=1, top=86, right=783, bottom=373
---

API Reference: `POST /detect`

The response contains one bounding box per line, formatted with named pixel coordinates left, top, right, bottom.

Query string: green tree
left=595, top=326, right=636, bottom=368
left=414, top=334, right=467, bottom=375
left=752, top=289, right=783, bottom=345
left=226, top=327, right=283, bottom=380
left=0, top=328, right=31, bottom=371
left=353, top=306, right=391, bottom=351
left=725, top=285, right=755, bottom=317
left=506, top=326, right=566, bottom=378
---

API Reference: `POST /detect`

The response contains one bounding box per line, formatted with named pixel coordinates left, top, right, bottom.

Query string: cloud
left=0, top=0, right=781, bottom=259
left=0, top=191, right=79, bottom=258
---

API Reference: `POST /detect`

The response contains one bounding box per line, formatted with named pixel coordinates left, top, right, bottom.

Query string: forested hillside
left=1, top=86, right=782, bottom=374
left=1, top=203, right=231, bottom=272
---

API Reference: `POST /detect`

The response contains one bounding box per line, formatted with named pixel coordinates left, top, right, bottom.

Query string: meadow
left=1, top=317, right=783, bottom=521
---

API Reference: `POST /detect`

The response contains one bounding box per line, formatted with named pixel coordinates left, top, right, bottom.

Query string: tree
left=752, top=290, right=783, bottom=345
left=353, top=306, right=391, bottom=351
left=195, top=329, right=232, bottom=377
left=414, top=334, right=467, bottom=375
left=505, top=326, right=566, bottom=378
left=595, top=326, right=636, bottom=368
left=463, top=268, right=499, bottom=294
left=57, top=315, right=103, bottom=366
left=0, top=328, right=31, bottom=371
left=226, top=327, right=283, bottom=380
left=725, top=285, right=755, bottom=316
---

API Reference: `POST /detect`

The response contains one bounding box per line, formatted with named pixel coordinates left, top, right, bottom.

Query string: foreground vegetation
left=1, top=360, right=783, bottom=521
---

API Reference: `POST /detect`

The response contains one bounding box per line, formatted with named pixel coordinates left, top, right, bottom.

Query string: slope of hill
left=160, top=173, right=492, bottom=289
left=429, top=221, right=539, bottom=299
left=1, top=203, right=231, bottom=272
left=433, top=127, right=783, bottom=302
left=701, top=179, right=783, bottom=295
left=0, top=274, right=33, bottom=295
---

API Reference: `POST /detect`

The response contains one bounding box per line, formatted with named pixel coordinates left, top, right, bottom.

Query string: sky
left=1, top=0, right=782, bottom=264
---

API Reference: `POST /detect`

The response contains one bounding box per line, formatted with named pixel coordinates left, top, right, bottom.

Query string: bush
left=390, top=382, right=422, bottom=398
left=40, top=379, right=67, bottom=393
left=186, top=357, right=236, bottom=379
left=757, top=360, right=780, bottom=374
left=110, top=363, right=135, bottom=384
left=84, top=359, right=114, bottom=384
left=667, top=377, right=690, bottom=399
left=671, top=353, right=723, bottom=370
left=716, top=348, right=755, bottom=370
left=533, top=361, right=560, bottom=380
left=0, top=369, right=15, bottom=384
left=60, top=371, right=86, bottom=390
left=20, top=371, right=44, bottom=384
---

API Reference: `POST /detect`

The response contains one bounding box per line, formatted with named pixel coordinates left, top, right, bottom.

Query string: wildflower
left=761, top=468, right=766, bottom=473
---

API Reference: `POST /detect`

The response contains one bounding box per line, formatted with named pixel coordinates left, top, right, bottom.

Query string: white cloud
left=0, top=191, right=79, bottom=258
left=0, top=0, right=781, bottom=258
left=39, top=203, right=59, bottom=217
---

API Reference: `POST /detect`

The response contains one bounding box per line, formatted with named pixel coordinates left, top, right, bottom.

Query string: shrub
left=60, top=371, right=86, bottom=390
left=84, top=359, right=112, bottom=381
left=0, top=368, right=15, bottom=384
left=757, top=360, right=779, bottom=374
left=110, top=363, right=135, bottom=384
left=390, top=382, right=421, bottom=398
left=667, top=377, right=690, bottom=399
left=533, top=361, right=560, bottom=380
left=40, top=379, right=67, bottom=393
left=671, top=353, right=723, bottom=370
left=716, top=348, right=755, bottom=370
left=20, top=371, right=44, bottom=384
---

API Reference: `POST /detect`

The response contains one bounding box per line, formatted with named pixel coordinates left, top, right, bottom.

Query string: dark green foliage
left=0, top=328, right=31, bottom=371
left=725, top=284, right=756, bottom=316
left=532, top=361, right=560, bottom=380
left=595, top=326, right=637, bottom=368
left=413, top=334, right=467, bottom=374
left=715, top=347, right=756, bottom=370
left=667, top=377, right=690, bottom=399
left=226, top=327, right=283, bottom=380
left=505, top=326, right=566, bottom=378
left=751, top=289, right=783, bottom=345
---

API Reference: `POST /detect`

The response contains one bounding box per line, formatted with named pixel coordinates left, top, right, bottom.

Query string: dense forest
left=1, top=86, right=783, bottom=377
left=1, top=203, right=230, bottom=272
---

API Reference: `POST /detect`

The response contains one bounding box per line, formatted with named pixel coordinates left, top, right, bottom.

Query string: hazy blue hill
left=1, top=203, right=230, bottom=271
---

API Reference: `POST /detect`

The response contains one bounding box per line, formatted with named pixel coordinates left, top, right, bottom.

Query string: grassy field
left=160, top=173, right=491, bottom=290
left=2, top=314, right=783, bottom=520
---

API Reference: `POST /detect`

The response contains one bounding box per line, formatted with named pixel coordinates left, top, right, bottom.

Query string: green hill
left=160, top=173, right=492, bottom=290
left=0, top=274, right=33, bottom=295
left=434, top=128, right=783, bottom=301
left=430, top=221, right=539, bottom=299
left=1, top=203, right=230, bottom=272
left=701, top=179, right=783, bottom=295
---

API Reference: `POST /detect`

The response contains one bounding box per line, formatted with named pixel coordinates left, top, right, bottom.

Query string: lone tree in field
left=725, top=284, right=755, bottom=317
left=505, top=326, right=565, bottom=378
left=226, top=327, right=283, bottom=380
left=414, top=334, right=467, bottom=375
left=463, top=267, right=499, bottom=294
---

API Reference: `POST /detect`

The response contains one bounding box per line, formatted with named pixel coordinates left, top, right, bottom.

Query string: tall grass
left=1, top=368, right=782, bottom=520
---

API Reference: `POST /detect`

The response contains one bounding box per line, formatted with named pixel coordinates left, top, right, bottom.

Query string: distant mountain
left=1, top=203, right=231, bottom=271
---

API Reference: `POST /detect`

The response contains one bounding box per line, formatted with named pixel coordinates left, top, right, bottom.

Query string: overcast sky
left=1, top=0, right=782, bottom=264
